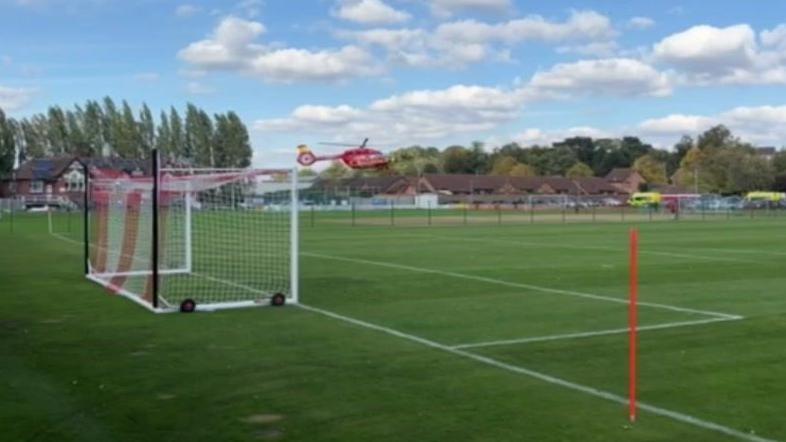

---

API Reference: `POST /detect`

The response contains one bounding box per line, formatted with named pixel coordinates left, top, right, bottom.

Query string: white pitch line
left=303, top=252, right=742, bottom=320
left=419, top=233, right=757, bottom=264
left=48, top=226, right=774, bottom=440
left=192, top=272, right=274, bottom=298
left=298, top=303, right=776, bottom=442
left=50, top=232, right=82, bottom=246
left=451, top=317, right=740, bottom=350
left=672, top=247, right=786, bottom=257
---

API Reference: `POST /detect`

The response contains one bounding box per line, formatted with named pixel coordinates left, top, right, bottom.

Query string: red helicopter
left=297, top=138, right=389, bottom=170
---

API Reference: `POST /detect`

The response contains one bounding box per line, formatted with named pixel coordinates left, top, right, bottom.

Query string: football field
left=2, top=213, right=785, bottom=441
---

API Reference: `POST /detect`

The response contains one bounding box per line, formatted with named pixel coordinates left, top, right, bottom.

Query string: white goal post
left=85, top=150, right=299, bottom=313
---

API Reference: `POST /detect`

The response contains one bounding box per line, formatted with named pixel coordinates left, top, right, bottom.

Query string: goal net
left=85, top=159, right=299, bottom=313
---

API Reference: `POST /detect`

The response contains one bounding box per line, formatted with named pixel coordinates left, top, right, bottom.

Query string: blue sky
left=2, top=0, right=786, bottom=166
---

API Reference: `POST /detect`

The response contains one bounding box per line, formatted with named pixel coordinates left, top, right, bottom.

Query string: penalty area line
left=302, top=251, right=742, bottom=321
left=298, top=303, right=775, bottom=442
left=450, top=317, right=742, bottom=350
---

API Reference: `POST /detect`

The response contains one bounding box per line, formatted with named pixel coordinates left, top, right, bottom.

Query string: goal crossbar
left=84, top=150, right=299, bottom=313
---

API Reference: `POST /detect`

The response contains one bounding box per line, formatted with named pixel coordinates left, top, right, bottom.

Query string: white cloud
left=429, top=0, right=513, bottom=18
left=175, top=4, right=202, bottom=18
left=528, top=58, right=673, bottom=97
left=433, top=10, right=614, bottom=45
left=651, top=23, right=786, bottom=86
left=639, top=114, right=717, bottom=136
left=627, top=16, right=655, bottom=30
left=654, top=24, right=757, bottom=73
left=512, top=126, right=613, bottom=146
left=255, top=84, right=528, bottom=144
left=639, top=105, right=786, bottom=146
left=249, top=46, right=379, bottom=83
left=761, top=24, right=786, bottom=50
left=343, top=10, right=615, bottom=68
left=0, top=85, right=36, bottom=112
left=334, top=0, right=410, bottom=25
left=179, top=16, right=381, bottom=83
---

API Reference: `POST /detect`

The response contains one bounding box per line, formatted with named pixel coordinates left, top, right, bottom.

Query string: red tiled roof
left=573, top=176, right=621, bottom=194
left=14, top=156, right=79, bottom=181
left=605, top=168, right=637, bottom=182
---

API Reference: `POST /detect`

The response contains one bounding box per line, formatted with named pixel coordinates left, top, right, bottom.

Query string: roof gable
left=14, top=156, right=80, bottom=181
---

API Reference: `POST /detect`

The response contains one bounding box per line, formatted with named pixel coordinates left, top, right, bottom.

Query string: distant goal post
left=84, top=150, right=299, bottom=313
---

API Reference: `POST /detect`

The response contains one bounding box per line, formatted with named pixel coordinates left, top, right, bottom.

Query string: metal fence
left=297, top=192, right=786, bottom=228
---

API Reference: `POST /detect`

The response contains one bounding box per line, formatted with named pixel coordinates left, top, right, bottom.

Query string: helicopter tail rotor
left=296, top=144, right=317, bottom=166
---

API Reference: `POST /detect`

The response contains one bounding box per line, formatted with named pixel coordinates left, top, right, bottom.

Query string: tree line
left=319, top=125, right=786, bottom=195
left=0, top=98, right=253, bottom=175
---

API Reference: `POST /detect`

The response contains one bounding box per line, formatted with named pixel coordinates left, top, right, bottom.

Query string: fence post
left=310, top=205, right=315, bottom=227
left=390, top=200, right=394, bottom=226
left=561, top=203, right=566, bottom=223
left=351, top=202, right=356, bottom=227
left=463, top=204, right=468, bottom=225
left=592, top=203, right=596, bottom=223
left=621, top=205, right=625, bottom=222
left=9, top=201, right=14, bottom=233
left=498, top=205, right=502, bottom=225
left=529, top=197, right=535, bottom=224
left=428, top=201, right=432, bottom=226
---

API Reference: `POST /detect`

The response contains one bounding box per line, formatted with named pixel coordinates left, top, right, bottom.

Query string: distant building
left=755, top=147, right=777, bottom=161
left=0, top=156, right=148, bottom=208
left=605, top=168, right=646, bottom=194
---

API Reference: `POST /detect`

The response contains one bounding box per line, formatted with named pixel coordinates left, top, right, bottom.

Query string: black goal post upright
left=151, top=149, right=160, bottom=309
left=83, top=161, right=90, bottom=276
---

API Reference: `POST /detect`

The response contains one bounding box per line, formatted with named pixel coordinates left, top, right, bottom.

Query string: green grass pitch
left=3, top=212, right=786, bottom=441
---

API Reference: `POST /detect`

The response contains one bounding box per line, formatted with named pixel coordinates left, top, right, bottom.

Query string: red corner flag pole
left=629, top=228, right=639, bottom=423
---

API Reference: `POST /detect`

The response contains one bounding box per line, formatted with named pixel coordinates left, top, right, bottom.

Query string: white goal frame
left=84, top=151, right=299, bottom=313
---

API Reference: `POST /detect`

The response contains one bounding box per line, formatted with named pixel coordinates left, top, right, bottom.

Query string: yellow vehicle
left=628, top=192, right=662, bottom=208
left=744, top=191, right=786, bottom=202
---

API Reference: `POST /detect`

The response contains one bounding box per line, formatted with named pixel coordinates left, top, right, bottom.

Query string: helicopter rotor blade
left=318, top=142, right=358, bottom=147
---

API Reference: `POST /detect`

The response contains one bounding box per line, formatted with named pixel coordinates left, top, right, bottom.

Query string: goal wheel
left=180, top=298, right=197, bottom=313
left=271, top=293, right=286, bottom=307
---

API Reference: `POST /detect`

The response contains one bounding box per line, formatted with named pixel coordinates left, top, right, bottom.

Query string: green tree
left=0, top=109, right=16, bottom=175
left=66, top=109, right=89, bottom=156
left=566, top=162, right=594, bottom=179
left=537, top=145, right=578, bottom=176
left=156, top=111, right=172, bottom=157
left=442, top=145, right=474, bottom=174
left=490, top=155, right=518, bottom=175
left=83, top=100, right=104, bottom=156
left=212, top=112, right=252, bottom=168
left=112, top=100, right=142, bottom=158
left=633, top=154, right=668, bottom=185
left=320, top=161, right=352, bottom=180
left=101, top=97, right=119, bottom=155
left=139, top=103, right=156, bottom=157
left=673, top=146, right=706, bottom=192
left=509, top=163, right=537, bottom=177
left=20, top=117, right=47, bottom=158
left=46, top=106, right=69, bottom=155
left=299, top=168, right=317, bottom=177
left=169, top=107, right=185, bottom=160
left=697, top=125, right=736, bottom=150
left=185, top=104, right=213, bottom=166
